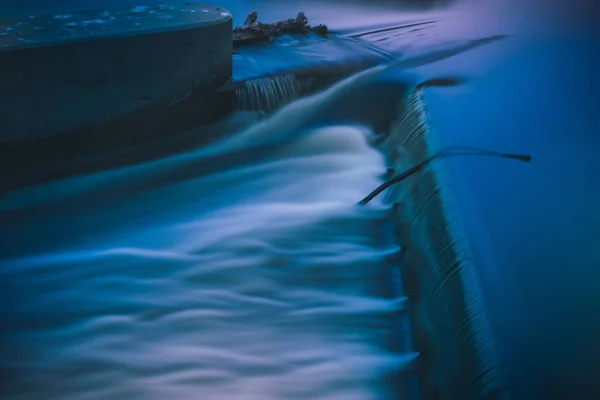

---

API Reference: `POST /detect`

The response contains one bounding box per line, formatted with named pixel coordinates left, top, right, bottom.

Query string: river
left=1, top=1, right=599, bottom=399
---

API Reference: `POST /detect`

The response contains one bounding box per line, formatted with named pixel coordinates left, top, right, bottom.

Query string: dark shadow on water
left=0, top=86, right=235, bottom=192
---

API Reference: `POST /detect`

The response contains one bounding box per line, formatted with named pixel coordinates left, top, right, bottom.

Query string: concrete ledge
left=1, top=86, right=234, bottom=191
left=0, top=3, right=232, bottom=141
left=383, top=88, right=510, bottom=399
left=1, top=54, right=389, bottom=191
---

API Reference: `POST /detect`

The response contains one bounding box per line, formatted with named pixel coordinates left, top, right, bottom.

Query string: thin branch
left=358, top=147, right=531, bottom=205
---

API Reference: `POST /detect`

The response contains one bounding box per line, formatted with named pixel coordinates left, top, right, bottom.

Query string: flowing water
left=0, top=111, right=405, bottom=399
left=2, top=1, right=599, bottom=399
left=0, top=62, right=422, bottom=399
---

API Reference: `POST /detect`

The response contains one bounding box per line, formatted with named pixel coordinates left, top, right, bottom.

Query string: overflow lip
left=379, top=87, right=510, bottom=399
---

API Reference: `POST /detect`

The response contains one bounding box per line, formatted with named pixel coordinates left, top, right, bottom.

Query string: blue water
left=1, top=71, right=417, bottom=398
left=418, top=37, right=600, bottom=399
left=2, top=0, right=600, bottom=399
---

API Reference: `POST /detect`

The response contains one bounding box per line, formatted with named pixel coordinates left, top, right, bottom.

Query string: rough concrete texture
left=383, top=88, right=510, bottom=399
left=0, top=3, right=232, bottom=141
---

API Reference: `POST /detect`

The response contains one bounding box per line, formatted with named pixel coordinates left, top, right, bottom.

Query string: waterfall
left=235, top=74, right=315, bottom=114
left=381, top=87, right=510, bottom=400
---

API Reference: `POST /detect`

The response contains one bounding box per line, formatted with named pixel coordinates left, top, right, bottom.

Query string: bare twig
left=358, top=147, right=531, bottom=205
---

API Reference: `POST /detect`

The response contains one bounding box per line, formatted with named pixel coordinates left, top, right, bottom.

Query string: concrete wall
left=383, top=89, right=510, bottom=399
left=0, top=4, right=232, bottom=142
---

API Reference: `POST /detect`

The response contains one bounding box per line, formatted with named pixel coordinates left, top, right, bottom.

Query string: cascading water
left=3, top=1, right=598, bottom=399
left=0, top=67, right=422, bottom=400
left=0, top=9, right=513, bottom=399
left=235, top=75, right=315, bottom=114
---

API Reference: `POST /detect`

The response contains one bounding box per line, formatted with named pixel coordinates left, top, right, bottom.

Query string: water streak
left=0, top=70, right=417, bottom=399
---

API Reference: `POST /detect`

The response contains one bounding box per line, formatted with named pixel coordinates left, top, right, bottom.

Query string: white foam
left=1, top=67, right=413, bottom=398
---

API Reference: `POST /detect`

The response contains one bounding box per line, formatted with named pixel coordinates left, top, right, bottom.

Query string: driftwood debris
left=233, top=12, right=328, bottom=47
